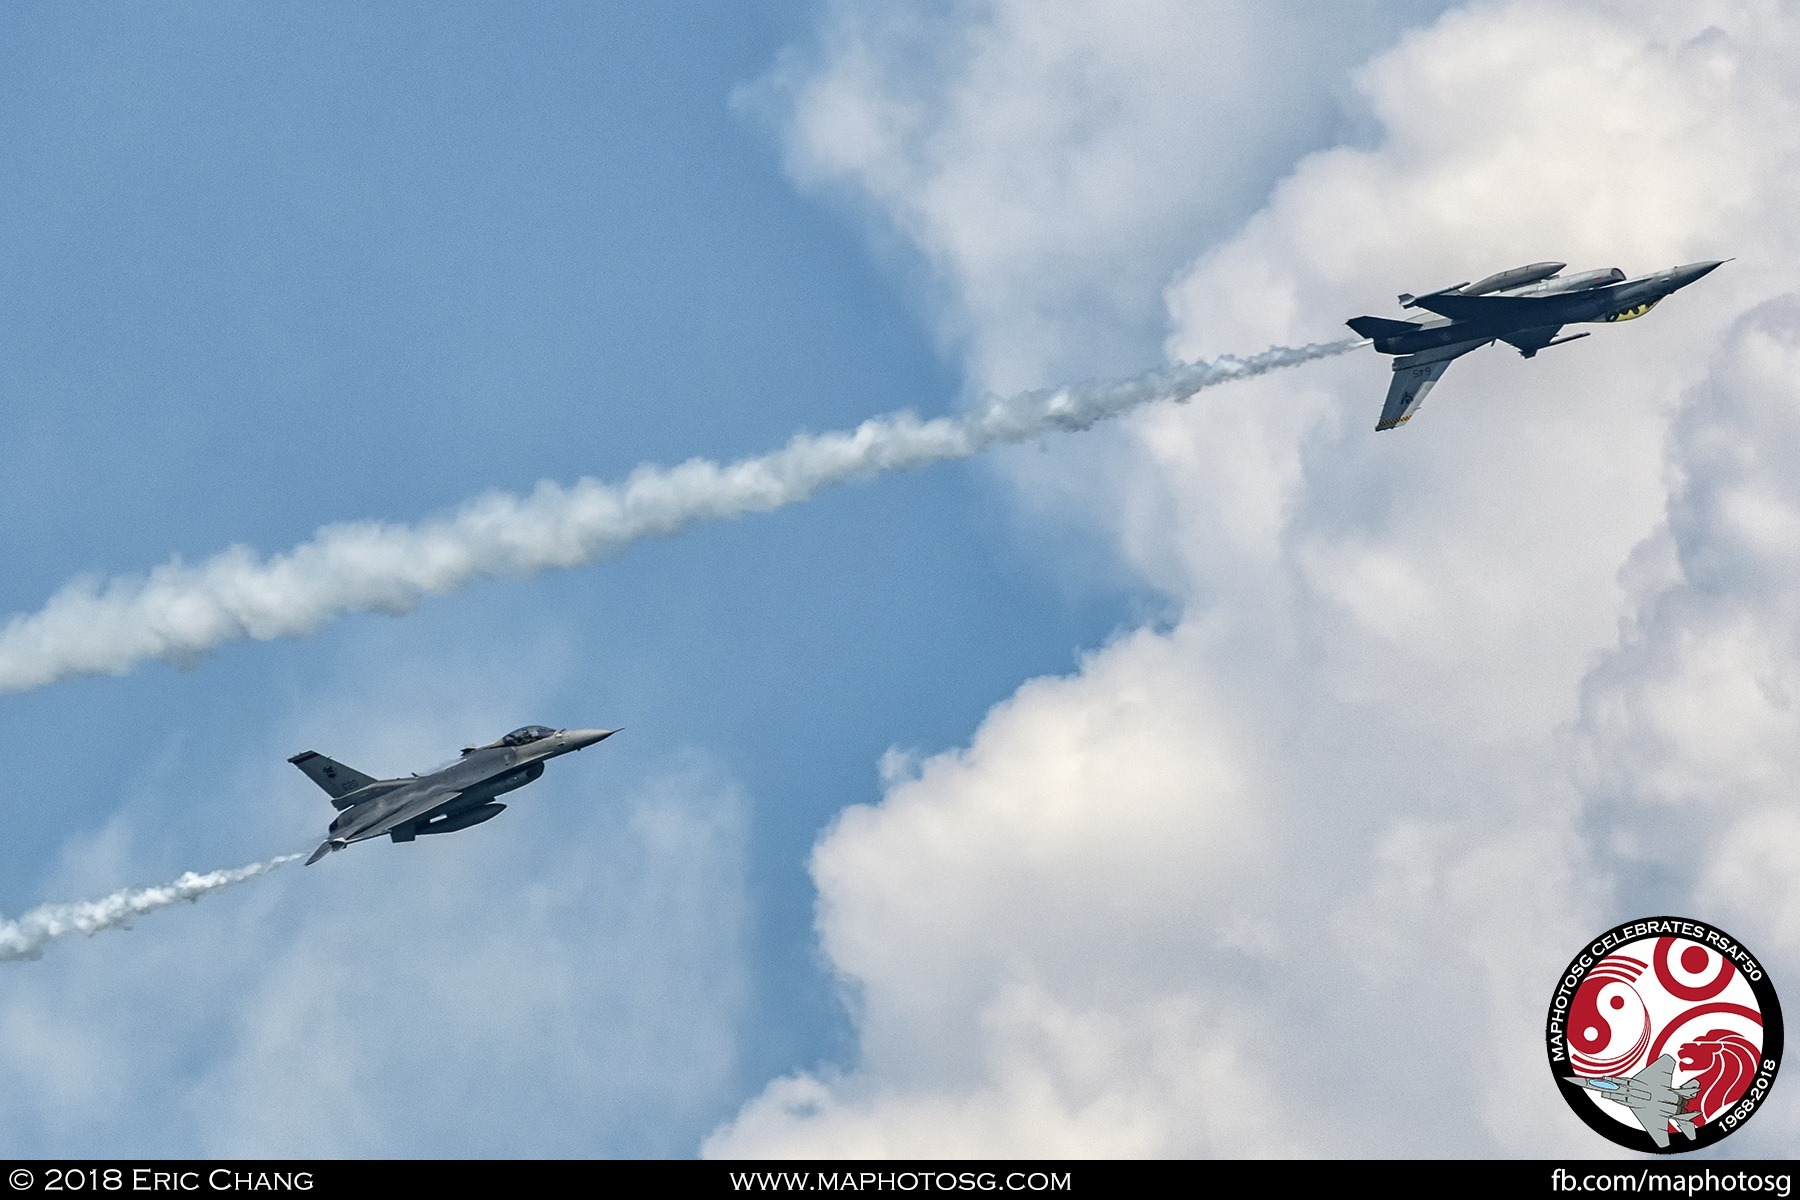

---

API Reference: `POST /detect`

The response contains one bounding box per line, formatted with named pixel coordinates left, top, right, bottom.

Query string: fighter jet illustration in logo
left=1565, top=1054, right=1701, bottom=1149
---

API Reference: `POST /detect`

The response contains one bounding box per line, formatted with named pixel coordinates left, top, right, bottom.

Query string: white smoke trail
left=0, top=854, right=302, bottom=962
left=0, top=340, right=1357, bottom=693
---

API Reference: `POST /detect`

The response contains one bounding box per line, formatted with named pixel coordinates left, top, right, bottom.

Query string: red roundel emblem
left=1547, top=917, right=1782, bottom=1153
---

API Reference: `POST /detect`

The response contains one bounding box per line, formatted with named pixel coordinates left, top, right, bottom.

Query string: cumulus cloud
left=1574, top=302, right=1800, bottom=1044
left=710, top=623, right=1316, bottom=1156
left=714, top=0, right=1800, bottom=1157
left=752, top=0, right=1447, bottom=390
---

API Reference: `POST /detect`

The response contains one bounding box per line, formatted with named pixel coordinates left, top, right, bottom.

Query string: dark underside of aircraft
left=1347, top=259, right=1725, bottom=430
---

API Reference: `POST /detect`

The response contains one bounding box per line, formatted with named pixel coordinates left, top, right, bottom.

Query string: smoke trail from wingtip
left=0, top=340, right=1357, bottom=693
left=0, top=854, right=302, bottom=963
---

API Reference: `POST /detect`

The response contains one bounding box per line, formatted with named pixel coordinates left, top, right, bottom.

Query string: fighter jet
left=1347, top=259, right=1725, bottom=430
left=293, top=725, right=616, bottom=865
left=1565, top=1054, right=1701, bottom=1149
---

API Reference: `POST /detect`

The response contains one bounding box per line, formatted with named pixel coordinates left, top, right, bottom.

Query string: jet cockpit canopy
left=502, top=725, right=558, bottom=747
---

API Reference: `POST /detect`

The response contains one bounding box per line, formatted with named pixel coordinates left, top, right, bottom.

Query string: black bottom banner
left=2, top=1160, right=1795, bottom=1195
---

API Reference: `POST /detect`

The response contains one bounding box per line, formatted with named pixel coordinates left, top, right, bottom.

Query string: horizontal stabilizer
left=1377, top=359, right=1451, bottom=431
left=1346, top=315, right=1422, bottom=339
left=1374, top=339, right=1490, bottom=430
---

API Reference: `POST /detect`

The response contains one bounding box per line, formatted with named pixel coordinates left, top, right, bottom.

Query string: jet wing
left=1636, top=1056, right=1676, bottom=1090
left=1410, top=292, right=1560, bottom=321
left=357, top=782, right=464, bottom=841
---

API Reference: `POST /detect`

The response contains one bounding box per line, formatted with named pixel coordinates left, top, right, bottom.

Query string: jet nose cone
left=565, top=728, right=618, bottom=750
left=1674, top=260, right=1727, bottom=285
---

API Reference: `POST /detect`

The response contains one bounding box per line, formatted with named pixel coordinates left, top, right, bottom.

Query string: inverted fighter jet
left=1565, top=1054, right=1701, bottom=1150
left=1347, top=259, right=1725, bottom=430
left=293, top=725, right=616, bottom=865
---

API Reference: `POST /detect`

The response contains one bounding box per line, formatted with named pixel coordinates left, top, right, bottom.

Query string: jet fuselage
left=1361, top=263, right=1719, bottom=356
left=293, top=726, right=615, bottom=864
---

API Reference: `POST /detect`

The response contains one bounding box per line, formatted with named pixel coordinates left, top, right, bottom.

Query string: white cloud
left=752, top=0, right=1449, bottom=391
left=804, top=625, right=1268, bottom=1085
left=714, top=985, right=1304, bottom=1157
left=716, top=0, right=1800, bottom=1157
left=1576, top=302, right=1800, bottom=999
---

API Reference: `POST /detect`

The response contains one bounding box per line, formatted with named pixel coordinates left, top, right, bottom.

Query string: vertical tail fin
left=288, top=751, right=380, bottom=808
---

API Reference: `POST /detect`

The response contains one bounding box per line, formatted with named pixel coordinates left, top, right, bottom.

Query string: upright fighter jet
left=293, top=725, right=616, bottom=864
left=1347, top=259, right=1725, bottom=430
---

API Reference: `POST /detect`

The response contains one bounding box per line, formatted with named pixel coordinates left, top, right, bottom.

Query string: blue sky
left=6, top=0, right=1800, bottom=1159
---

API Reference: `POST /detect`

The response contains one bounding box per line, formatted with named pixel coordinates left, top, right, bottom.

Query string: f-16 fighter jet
left=293, top=726, right=616, bottom=865
left=1565, top=1054, right=1701, bottom=1149
left=1347, top=259, right=1725, bottom=430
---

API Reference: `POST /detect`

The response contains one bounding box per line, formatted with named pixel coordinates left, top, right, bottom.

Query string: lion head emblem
left=1677, top=1030, right=1760, bottom=1122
